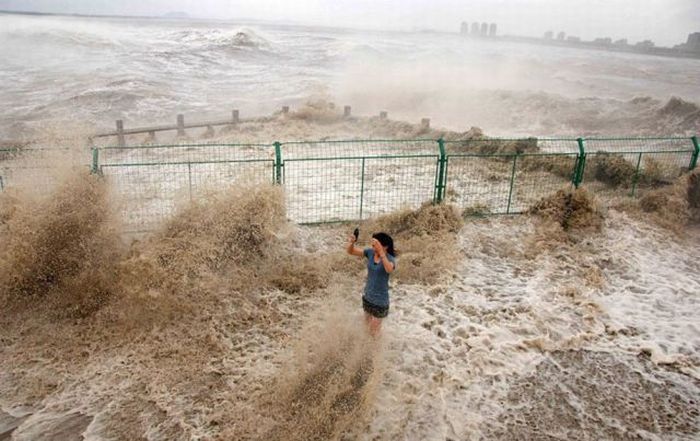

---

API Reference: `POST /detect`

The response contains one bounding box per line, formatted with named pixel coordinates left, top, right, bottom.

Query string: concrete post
left=232, top=109, right=239, bottom=123
left=116, top=119, right=125, bottom=147
left=177, top=114, right=185, bottom=136
left=344, top=105, right=351, bottom=117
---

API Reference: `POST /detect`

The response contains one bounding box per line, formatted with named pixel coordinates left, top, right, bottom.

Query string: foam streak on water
left=593, top=211, right=700, bottom=373
left=363, top=215, right=699, bottom=440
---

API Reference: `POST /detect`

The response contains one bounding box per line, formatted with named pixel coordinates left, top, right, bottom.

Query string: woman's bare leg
left=369, top=316, right=382, bottom=338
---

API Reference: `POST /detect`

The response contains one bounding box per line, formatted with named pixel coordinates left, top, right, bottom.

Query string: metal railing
left=1, top=136, right=698, bottom=231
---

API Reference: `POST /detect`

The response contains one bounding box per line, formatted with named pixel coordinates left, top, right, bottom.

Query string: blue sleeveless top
left=362, top=248, right=396, bottom=307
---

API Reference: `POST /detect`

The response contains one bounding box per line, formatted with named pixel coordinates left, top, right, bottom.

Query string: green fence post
left=91, top=147, right=101, bottom=175
left=690, top=136, right=699, bottom=170
left=273, top=142, right=283, bottom=185
left=506, top=154, right=519, bottom=214
left=433, top=152, right=440, bottom=202
left=630, top=152, right=643, bottom=197
left=359, top=157, right=366, bottom=219
left=435, top=138, right=447, bottom=203
left=187, top=162, right=193, bottom=201
left=574, top=137, right=586, bottom=187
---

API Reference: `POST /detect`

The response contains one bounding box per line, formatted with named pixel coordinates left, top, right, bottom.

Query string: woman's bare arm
left=372, top=238, right=395, bottom=273
left=380, top=255, right=395, bottom=273
left=347, top=236, right=364, bottom=257
left=377, top=250, right=395, bottom=273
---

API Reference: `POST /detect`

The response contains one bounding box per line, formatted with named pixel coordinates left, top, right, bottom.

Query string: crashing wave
left=170, top=28, right=272, bottom=51
left=658, top=96, right=700, bottom=118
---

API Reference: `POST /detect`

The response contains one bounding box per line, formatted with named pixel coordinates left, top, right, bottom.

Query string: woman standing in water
left=347, top=232, right=396, bottom=337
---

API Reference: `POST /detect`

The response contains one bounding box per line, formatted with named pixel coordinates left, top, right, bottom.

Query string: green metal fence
left=280, top=140, right=439, bottom=223
left=581, top=137, right=697, bottom=196
left=0, top=147, right=88, bottom=196
left=1, top=136, right=698, bottom=231
left=96, top=142, right=274, bottom=231
left=442, top=138, right=581, bottom=215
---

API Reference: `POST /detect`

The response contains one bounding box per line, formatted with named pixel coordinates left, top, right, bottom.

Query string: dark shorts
left=362, top=297, right=389, bottom=319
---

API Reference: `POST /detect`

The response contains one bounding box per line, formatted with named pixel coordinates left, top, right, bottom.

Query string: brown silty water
left=1, top=118, right=699, bottom=440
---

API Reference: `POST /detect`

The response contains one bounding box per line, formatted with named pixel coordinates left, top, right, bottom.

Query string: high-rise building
left=544, top=31, right=554, bottom=40
left=489, top=23, right=497, bottom=37
left=688, top=33, right=700, bottom=51
left=471, top=22, right=480, bottom=36
left=480, top=22, right=488, bottom=37
left=557, top=32, right=566, bottom=41
left=460, top=22, right=469, bottom=35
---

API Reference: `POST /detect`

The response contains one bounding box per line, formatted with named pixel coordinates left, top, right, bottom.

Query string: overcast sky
left=1, top=0, right=698, bottom=46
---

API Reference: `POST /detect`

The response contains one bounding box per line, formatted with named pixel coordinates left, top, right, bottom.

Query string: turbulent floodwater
left=1, top=12, right=700, bottom=138
left=1, top=10, right=700, bottom=441
left=1, top=182, right=699, bottom=440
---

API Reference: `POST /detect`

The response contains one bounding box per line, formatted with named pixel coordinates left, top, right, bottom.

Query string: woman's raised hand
left=371, top=238, right=386, bottom=257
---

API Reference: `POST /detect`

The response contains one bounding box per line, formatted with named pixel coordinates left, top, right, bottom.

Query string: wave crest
left=170, top=28, right=272, bottom=52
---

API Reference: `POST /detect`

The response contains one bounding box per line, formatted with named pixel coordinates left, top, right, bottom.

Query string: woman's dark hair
left=372, top=232, right=396, bottom=256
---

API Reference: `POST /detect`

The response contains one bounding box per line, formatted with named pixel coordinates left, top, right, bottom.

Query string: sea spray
left=363, top=202, right=464, bottom=284
left=529, top=187, right=605, bottom=236
left=0, top=169, right=121, bottom=318
left=639, top=169, right=700, bottom=230
left=237, top=299, right=383, bottom=441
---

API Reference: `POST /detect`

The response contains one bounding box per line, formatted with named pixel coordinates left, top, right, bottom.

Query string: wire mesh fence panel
left=443, top=139, right=580, bottom=215
left=443, top=137, right=571, bottom=155
left=0, top=164, right=57, bottom=194
left=283, top=158, right=363, bottom=224
left=510, top=153, right=579, bottom=212
left=360, top=155, right=439, bottom=219
left=98, top=142, right=275, bottom=168
left=508, top=138, right=580, bottom=212
left=103, top=162, right=190, bottom=232
left=188, top=160, right=274, bottom=199
left=279, top=140, right=439, bottom=223
left=0, top=148, right=90, bottom=196
left=97, top=143, right=275, bottom=231
left=582, top=138, right=696, bottom=196
left=584, top=137, right=695, bottom=154
left=443, top=154, right=516, bottom=215
left=4, top=137, right=698, bottom=230
left=280, top=139, right=438, bottom=160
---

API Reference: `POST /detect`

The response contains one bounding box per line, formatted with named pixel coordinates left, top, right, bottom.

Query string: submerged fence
left=1, top=136, right=698, bottom=231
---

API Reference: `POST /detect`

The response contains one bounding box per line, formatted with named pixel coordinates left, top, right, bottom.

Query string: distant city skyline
left=460, top=20, right=700, bottom=59
left=0, top=0, right=698, bottom=46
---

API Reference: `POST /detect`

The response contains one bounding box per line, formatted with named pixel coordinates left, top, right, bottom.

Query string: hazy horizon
left=1, top=0, right=699, bottom=46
